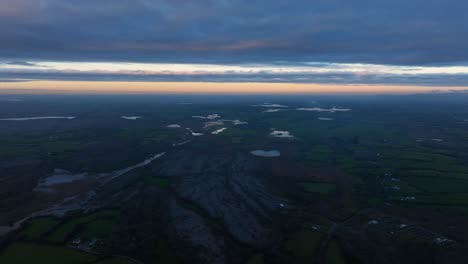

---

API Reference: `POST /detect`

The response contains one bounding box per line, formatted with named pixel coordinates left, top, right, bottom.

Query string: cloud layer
left=1, top=61, right=468, bottom=86
left=0, top=1, right=468, bottom=86
left=0, top=0, right=467, bottom=65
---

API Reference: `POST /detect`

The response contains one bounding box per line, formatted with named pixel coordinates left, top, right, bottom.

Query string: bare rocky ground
left=157, top=149, right=284, bottom=246
left=170, top=199, right=225, bottom=264
left=137, top=144, right=286, bottom=263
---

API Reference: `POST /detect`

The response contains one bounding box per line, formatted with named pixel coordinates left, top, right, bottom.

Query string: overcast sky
left=1, top=0, right=468, bottom=86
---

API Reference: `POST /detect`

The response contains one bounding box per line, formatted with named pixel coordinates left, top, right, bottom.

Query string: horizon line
left=1, top=80, right=467, bottom=95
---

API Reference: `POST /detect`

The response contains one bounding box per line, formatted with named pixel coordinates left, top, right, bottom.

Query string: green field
left=77, top=219, right=116, bottom=240
left=301, top=182, right=336, bottom=194
left=391, top=181, right=421, bottom=195
left=405, top=177, right=468, bottom=193
left=143, top=175, right=170, bottom=188
left=47, top=210, right=120, bottom=243
left=120, top=127, right=176, bottom=144
left=286, top=229, right=323, bottom=264
left=96, top=258, right=136, bottom=264
left=20, top=217, right=60, bottom=240
left=221, top=126, right=266, bottom=145
left=406, top=193, right=468, bottom=206
left=325, top=240, right=347, bottom=264
left=0, top=243, right=138, bottom=264
left=246, top=254, right=264, bottom=264
left=0, top=243, right=97, bottom=264
left=152, top=238, right=178, bottom=264
left=303, top=145, right=334, bottom=166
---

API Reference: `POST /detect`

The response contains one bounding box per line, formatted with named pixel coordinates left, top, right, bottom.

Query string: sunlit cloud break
left=1, top=60, right=468, bottom=86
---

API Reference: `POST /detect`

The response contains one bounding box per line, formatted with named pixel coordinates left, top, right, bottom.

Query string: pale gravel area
left=212, top=128, right=227, bottom=135
left=270, top=130, right=294, bottom=138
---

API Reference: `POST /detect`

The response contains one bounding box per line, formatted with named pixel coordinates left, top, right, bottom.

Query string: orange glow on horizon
left=0, top=80, right=466, bottom=94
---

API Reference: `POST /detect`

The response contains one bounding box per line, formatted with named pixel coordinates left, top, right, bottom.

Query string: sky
left=1, top=0, right=468, bottom=93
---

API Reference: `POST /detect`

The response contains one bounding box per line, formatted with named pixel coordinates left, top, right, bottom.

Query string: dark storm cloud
left=0, top=0, right=467, bottom=65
